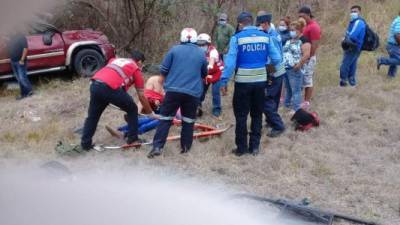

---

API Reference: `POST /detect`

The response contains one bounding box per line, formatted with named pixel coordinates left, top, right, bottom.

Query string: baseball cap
left=256, top=11, right=272, bottom=24
left=237, top=12, right=253, bottom=23
left=298, top=6, right=314, bottom=18
left=219, top=13, right=228, bottom=21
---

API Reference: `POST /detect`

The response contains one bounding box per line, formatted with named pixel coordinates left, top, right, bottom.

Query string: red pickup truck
left=0, top=23, right=116, bottom=79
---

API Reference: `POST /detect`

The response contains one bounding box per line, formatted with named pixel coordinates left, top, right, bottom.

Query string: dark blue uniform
left=220, top=25, right=281, bottom=155
left=263, top=28, right=285, bottom=133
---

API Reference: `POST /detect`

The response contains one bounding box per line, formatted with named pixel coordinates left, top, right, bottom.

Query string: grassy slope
left=1, top=1, right=400, bottom=224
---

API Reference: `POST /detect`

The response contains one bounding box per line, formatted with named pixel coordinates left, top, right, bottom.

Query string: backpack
left=291, top=109, right=320, bottom=131
left=361, top=22, right=380, bottom=51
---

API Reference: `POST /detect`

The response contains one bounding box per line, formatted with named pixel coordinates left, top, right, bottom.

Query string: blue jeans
left=11, top=61, right=32, bottom=96
left=264, top=75, right=285, bottom=131
left=380, top=44, right=400, bottom=77
left=284, top=69, right=304, bottom=111
left=233, top=82, right=266, bottom=152
left=339, top=49, right=361, bottom=86
left=118, top=116, right=160, bottom=135
left=200, top=81, right=221, bottom=115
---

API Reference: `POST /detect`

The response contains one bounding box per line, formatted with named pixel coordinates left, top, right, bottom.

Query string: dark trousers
left=11, top=61, right=32, bottom=96
left=81, top=81, right=138, bottom=149
left=152, top=92, right=199, bottom=150
left=233, top=82, right=266, bottom=152
left=264, top=75, right=285, bottom=131
left=340, top=49, right=361, bottom=86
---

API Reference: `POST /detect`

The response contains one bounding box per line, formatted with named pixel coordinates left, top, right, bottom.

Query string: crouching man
left=147, top=28, right=208, bottom=158
left=80, top=51, right=153, bottom=150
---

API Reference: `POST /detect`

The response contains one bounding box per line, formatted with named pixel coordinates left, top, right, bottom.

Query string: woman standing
left=278, top=16, right=291, bottom=46
left=283, top=19, right=311, bottom=113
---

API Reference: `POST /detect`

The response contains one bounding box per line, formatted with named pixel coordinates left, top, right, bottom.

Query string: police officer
left=220, top=12, right=282, bottom=156
left=257, top=11, right=286, bottom=137
left=81, top=51, right=153, bottom=150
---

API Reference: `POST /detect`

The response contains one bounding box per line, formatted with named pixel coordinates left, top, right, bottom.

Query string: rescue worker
left=196, top=33, right=224, bottom=118
left=148, top=28, right=208, bottom=158
left=257, top=11, right=286, bottom=138
left=80, top=51, right=153, bottom=150
left=220, top=12, right=282, bottom=156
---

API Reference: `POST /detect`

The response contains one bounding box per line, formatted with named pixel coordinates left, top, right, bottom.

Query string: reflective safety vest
left=93, top=58, right=139, bottom=91
left=235, top=28, right=270, bottom=83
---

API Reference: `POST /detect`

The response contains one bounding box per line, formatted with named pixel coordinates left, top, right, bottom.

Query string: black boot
left=196, top=107, right=203, bottom=117
left=232, top=148, right=246, bottom=157
left=148, top=147, right=163, bottom=158
left=180, top=147, right=191, bottom=154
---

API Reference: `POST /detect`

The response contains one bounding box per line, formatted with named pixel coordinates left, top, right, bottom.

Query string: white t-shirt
left=209, top=49, right=219, bottom=62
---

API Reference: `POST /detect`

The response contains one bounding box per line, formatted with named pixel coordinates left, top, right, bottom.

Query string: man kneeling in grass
left=377, top=11, right=400, bottom=78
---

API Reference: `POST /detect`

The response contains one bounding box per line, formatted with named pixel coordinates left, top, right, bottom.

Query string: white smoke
left=0, top=161, right=314, bottom=225
left=0, top=0, right=57, bottom=34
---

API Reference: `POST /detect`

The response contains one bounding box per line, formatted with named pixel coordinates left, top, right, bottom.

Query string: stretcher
left=99, top=125, right=232, bottom=151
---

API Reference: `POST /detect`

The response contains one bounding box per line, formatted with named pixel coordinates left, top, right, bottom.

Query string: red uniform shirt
left=92, top=58, right=144, bottom=91
left=303, top=19, right=321, bottom=42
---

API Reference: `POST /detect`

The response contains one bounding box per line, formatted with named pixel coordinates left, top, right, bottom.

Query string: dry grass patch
left=1, top=132, right=17, bottom=143
left=356, top=93, right=388, bottom=110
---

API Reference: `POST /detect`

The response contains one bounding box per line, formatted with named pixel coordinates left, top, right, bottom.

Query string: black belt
left=92, top=79, right=126, bottom=91
left=92, top=79, right=106, bottom=85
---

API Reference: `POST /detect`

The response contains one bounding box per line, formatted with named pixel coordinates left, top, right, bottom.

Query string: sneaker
left=301, top=101, right=311, bottom=110
left=16, top=92, right=33, bottom=100
left=249, top=147, right=260, bottom=156
left=267, top=128, right=285, bottom=138
left=339, top=80, right=348, bottom=87
left=148, top=147, right=163, bottom=158
left=105, top=125, right=124, bottom=139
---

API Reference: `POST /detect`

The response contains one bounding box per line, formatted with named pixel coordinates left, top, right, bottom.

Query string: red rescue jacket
left=204, top=45, right=224, bottom=84
left=92, top=58, right=144, bottom=91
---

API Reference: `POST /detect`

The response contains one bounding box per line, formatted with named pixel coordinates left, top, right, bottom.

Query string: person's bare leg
left=304, top=87, right=313, bottom=102
left=137, top=102, right=143, bottom=114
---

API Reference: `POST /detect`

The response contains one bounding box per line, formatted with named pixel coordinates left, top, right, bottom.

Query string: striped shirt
left=388, top=16, right=400, bottom=45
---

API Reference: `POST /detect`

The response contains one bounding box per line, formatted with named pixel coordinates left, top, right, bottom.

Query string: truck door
left=0, top=37, right=12, bottom=75
left=27, top=31, right=65, bottom=70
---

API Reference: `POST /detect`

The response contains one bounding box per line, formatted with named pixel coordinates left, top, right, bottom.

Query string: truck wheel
left=73, top=49, right=105, bottom=77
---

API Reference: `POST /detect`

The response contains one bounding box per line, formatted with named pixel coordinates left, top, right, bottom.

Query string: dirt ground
left=0, top=53, right=400, bottom=225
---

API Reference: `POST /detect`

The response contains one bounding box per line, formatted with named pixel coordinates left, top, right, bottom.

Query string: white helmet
left=197, top=33, right=211, bottom=45
left=180, top=28, right=198, bottom=43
